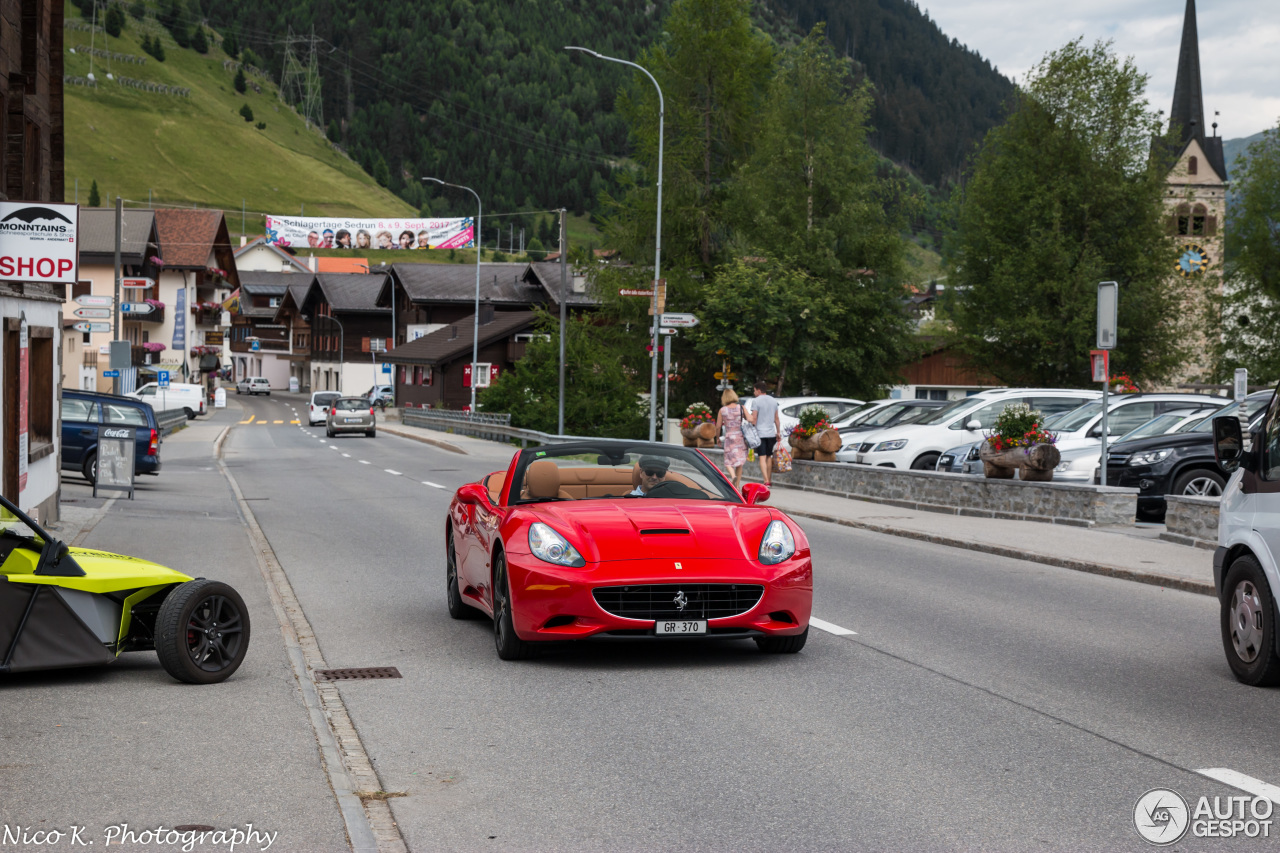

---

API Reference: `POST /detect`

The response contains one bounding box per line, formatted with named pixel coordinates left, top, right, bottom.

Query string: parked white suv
left=854, top=388, right=1100, bottom=470
left=1211, top=383, right=1280, bottom=686
left=236, top=377, right=271, bottom=396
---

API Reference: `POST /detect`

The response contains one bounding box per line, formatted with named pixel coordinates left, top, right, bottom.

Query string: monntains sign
left=0, top=201, right=78, bottom=283
left=659, top=312, right=699, bottom=328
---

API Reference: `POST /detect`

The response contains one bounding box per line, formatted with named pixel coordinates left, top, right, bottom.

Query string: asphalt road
left=7, top=392, right=1278, bottom=852
left=229, top=393, right=1280, bottom=853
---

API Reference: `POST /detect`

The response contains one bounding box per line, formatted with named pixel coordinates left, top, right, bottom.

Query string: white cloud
left=922, top=0, right=1279, bottom=139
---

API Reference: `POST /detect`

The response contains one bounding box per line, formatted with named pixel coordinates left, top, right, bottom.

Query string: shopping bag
left=774, top=441, right=793, bottom=472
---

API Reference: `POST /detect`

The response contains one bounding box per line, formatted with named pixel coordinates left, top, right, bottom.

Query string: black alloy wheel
left=156, top=579, right=251, bottom=684
left=492, top=553, right=533, bottom=660
left=1220, top=555, right=1280, bottom=686
left=446, top=529, right=478, bottom=620
left=910, top=453, right=941, bottom=471
left=82, top=452, right=97, bottom=485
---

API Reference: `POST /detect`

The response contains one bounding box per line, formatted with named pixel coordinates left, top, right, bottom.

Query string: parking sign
left=158, top=370, right=170, bottom=389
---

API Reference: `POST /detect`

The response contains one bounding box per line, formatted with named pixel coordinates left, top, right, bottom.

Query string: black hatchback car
left=1103, top=391, right=1271, bottom=520
left=60, top=390, right=162, bottom=484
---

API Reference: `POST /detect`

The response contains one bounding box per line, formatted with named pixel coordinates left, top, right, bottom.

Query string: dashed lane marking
left=809, top=617, right=858, bottom=636
left=422, top=481, right=446, bottom=489
left=385, top=469, right=402, bottom=476
left=360, top=460, right=371, bottom=465
left=239, top=415, right=255, bottom=424
left=1196, top=769, right=1280, bottom=805
left=342, top=453, right=351, bottom=458
left=274, top=420, right=284, bottom=424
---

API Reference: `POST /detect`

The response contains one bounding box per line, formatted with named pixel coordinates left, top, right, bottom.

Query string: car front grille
left=1108, top=452, right=1131, bottom=466
left=593, top=584, right=765, bottom=621
left=858, top=442, right=874, bottom=453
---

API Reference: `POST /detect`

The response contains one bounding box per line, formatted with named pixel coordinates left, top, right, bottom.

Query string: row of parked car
left=768, top=387, right=1250, bottom=522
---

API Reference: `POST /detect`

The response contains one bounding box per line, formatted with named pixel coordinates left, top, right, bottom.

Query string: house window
left=1192, top=203, right=1207, bottom=236
left=28, top=329, right=54, bottom=449
left=412, top=366, right=421, bottom=385
left=1176, top=203, right=1191, bottom=236
left=421, top=366, right=432, bottom=386
left=474, top=363, right=492, bottom=388
left=1188, top=156, right=1198, bottom=175
left=268, top=297, right=282, bottom=307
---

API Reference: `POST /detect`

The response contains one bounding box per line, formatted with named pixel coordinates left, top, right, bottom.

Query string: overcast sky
left=923, top=0, right=1279, bottom=140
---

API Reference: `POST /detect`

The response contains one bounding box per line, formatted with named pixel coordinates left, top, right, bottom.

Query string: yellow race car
left=0, top=493, right=249, bottom=683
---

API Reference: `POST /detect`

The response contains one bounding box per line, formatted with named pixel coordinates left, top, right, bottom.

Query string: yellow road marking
left=259, top=420, right=270, bottom=425
left=290, top=420, right=300, bottom=424
left=273, top=420, right=284, bottom=424
left=239, top=415, right=255, bottom=424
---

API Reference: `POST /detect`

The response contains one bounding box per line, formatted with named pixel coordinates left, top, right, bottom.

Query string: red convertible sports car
left=446, top=440, right=813, bottom=659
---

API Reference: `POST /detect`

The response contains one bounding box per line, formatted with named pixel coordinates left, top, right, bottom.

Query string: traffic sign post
left=659, top=312, right=699, bottom=328
left=103, top=370, right=120, bottom=378
left=75, top=294, right=114, bottom=307
left=1097, top=281, right=1118, bottom=488
left=73, top=308, right=112, bottom=319
left=158, top=370, right=170, bottom=389
left=73, top=322, right=111, bottom=333
left=120, top=302, right=155, bottom=314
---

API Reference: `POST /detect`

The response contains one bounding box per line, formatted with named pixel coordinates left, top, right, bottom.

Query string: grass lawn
left=62, top=1, right=412, bottom=233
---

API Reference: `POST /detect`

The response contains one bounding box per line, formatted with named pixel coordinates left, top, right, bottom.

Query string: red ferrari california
left=446, top=440, right=813, bottom=659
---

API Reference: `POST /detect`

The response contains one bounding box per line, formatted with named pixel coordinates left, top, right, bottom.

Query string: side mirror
left=742, top=483, right=770, bottom=505
left=1213, top=416, right=1245, bottom=473
left=1087, top=424, right=1103, bottom=438
left=965, top=420, right=981, bottom=431
left=455, top=483, right=490, bottom=506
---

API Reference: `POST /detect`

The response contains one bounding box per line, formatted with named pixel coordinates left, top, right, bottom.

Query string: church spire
left=1170, top=0, right=1205, bottom=146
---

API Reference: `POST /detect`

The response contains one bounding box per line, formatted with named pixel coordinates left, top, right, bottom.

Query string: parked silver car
left=325, top=397, right=376, bottom=438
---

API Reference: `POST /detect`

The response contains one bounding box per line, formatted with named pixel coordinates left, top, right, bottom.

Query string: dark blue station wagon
left=60, top=390, right=162, bottom=484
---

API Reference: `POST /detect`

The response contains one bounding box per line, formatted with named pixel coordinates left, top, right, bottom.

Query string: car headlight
left=528, top=522, right=585, bottom=567
left=758, top=520, right=796, bottom=565
left=872, top=439, right=908, bottom=452
left=1127, top=449, right=1171, bottom=466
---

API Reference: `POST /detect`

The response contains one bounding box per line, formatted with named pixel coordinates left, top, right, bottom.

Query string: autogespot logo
left=1135, top=789, right=1190, bottom=845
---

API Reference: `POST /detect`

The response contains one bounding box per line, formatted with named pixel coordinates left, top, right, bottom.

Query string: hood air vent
left=639, top=528, right=690, bottom=535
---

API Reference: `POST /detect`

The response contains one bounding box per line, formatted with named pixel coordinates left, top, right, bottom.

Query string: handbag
left=774, top=441, right=793, bottom=473
left=740, top=404, right=762, bottom=449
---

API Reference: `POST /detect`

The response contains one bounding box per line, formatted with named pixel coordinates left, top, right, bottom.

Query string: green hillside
left=61, top=1, right=412, bottom=232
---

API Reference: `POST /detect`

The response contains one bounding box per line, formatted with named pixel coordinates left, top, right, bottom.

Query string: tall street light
left=565, top=46, right=664, bottom=442
left=423, top=177, right=483, bottom=412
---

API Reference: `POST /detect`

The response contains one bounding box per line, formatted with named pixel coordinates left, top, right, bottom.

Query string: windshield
left=914, top=396, right=987, bottom=426
left=512, top=443, right=740, bottom=504
left=1192, top=395, right=1272, bottom=432
left=1053, top=401, right=1104, bottom=432
left=1116, top=412, right=1188, bottom=443
left=831, top=402, right=878, bottom=427
left=314, top=393, right=340, bottom=406
left=853, top=403, right=920, bottom=427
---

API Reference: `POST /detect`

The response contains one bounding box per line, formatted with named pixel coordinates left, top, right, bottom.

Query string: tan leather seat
left=486, top=472, right=507, bottom=504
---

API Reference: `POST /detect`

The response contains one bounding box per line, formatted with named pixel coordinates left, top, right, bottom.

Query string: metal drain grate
left=314, top=667, right=402, bottom=681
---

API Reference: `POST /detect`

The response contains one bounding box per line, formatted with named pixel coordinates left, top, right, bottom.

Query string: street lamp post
left=423, top=177, right=483, bottom=412
left=566, top=46, right=663, bottom=442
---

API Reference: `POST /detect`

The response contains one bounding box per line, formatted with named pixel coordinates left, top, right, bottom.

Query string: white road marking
left=809, top=617, right=857, bottom=636
left=1196, top=769, right=1280, bottom=805
left=385, top=469, right=402, bottom=476
left=422, top=481, right=446, bottom=489
left=342, top=453, right=351, bottom=458
left=329, top=446, right=339, bottom=451
left=360, top=460, right=370, bottom=465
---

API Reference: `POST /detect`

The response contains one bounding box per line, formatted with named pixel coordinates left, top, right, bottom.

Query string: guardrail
left=155, top=408, right=188, bottom=436
left=400, top=408, right=595, bottom=446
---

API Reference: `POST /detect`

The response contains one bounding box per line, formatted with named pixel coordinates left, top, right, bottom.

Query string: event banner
left=264, top=215, right=474, bottom=250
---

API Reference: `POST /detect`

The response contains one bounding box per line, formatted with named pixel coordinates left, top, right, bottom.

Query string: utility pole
left=112, top=196, right=122, bottom=395
left=558, top=209, right=567, bottom=436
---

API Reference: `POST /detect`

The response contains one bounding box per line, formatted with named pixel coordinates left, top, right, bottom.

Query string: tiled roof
left=524, top=262, right=601, bottom=307
left=154, top=209, right=227, bottom=269
left=385, top=262, right=542, bottom=306
left=315, top=273, right=391, bottom=313
left=385, top=310, right=536, bottom=366
left=78, top=208, right=157, bottom=263
left=239, top=271, right=295, bottom=296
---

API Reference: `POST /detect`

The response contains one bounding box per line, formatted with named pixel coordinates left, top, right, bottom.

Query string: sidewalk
left=764, top=487, right=1216, bottom=596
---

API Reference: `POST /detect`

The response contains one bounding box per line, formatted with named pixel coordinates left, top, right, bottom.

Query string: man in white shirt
left=630, top=455, right=670, bottom=496
left=748, top=382, right=782, bottom=485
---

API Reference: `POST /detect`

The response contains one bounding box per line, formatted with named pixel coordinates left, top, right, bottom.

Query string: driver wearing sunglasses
left=629, top=456, right=670, bottom=496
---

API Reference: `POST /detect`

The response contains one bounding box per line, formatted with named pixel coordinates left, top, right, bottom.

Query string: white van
left=128, top=382, right=206, bottom=419
left=1211, top=386, right=1280, bottom=686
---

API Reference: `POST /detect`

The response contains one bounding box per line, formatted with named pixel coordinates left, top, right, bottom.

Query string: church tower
left=1164, top=0, right=1227, bottom=381
left=1165, top=0, right=1226, bottom=287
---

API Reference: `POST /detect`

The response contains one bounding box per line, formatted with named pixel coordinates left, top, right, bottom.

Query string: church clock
left=1176, top=244, right=1211, bottom=277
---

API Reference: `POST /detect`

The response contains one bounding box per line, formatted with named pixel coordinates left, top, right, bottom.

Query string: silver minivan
left=1211, top=384, right=1280, bottom=686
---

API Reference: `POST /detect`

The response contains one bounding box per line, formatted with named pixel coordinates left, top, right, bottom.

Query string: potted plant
left=1109, top=373, right=1140, bottom=394
left=977, top=403, right=1060, bottom=481
left=788, top=406, right=840, bottom=462
left=679, top=402, right=716, bottom=447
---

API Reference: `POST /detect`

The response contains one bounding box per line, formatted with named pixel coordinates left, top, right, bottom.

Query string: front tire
left=82, top=452, right=97, bottom=485
left=1173, top=468, right=1226, bottom=497
left=910, top=453, right=941, bottom=471
left=155, top=579, right=251, bottom=684
left=755, top=626, right=808, bottom=654
left=1221, top=556, right=1280, bottom=686
left=493, top=552, right=533, bottom=660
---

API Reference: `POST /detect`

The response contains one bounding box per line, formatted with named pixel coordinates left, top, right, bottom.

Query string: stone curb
left=1158, top=531, right=1218, bottom=551
left=781, top=506, right=1216, bottom=598
left=379, top=423, right=468, bottom=456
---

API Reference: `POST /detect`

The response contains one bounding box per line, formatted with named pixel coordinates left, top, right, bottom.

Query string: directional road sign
left=619, top=288, right=653, bottom=297
left=103, top=370, right=120, bottom=378
left=121, top=302, right=154, bottom=314
left=650, top=327, right=677, bottom=336
left=75, top=294, right=114, bottom=307
left=73, top=322, right=111, bottom=333
left=659, top=312, right=699, bottom=328
left=73, top=307, right=112, bottom=319
left=121, top=277, right=156, bottom=290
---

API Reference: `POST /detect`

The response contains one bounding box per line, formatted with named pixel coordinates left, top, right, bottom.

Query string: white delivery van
left=129, top=382, right=206, bottom=420
left=1211, top=383, right=1280, bottom=686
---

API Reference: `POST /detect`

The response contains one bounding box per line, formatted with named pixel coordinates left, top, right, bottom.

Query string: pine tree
left=191, top=25, right=208, bottom=54
left=104, top=4, right=125, bottom=37
left=223, top=31, right=239, bottom=59
left=88, top=180, right=101, bottom=207
left=239, top=103, right=254, bottom=122
left=233, top=67, right=247, bottom=94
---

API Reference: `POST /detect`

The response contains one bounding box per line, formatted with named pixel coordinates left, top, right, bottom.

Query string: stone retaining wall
left=1160, top=495, right=1219, bottom=549
left=703, top=449, right=1137, bottom=527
